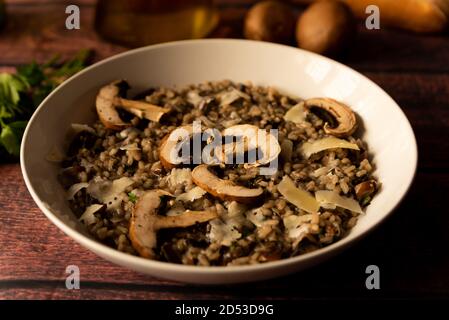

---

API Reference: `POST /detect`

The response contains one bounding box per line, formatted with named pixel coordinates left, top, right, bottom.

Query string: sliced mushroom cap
left=96, top=80, right=170, bottom=130
left=119, top=99, right=170, bottom=122
left=304, top=98, right=357, bottom=137
left=96, top=80, right=130, bottom=130
left=213, top=135, right=250, bottom=164
left=222, top=124, right=281, bottom=167
left=159, top=125, right=194, bottom=170
left=192, top=164, right=263, bottom=204
left=159, top=124, right=281, bottom=169
left=354, top=180, right=377, bottom=200
left=129, top=190, right=217, bottom=259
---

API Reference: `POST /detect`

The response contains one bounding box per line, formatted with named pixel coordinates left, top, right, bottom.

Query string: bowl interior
left=21, top=40, right=417, bottom=283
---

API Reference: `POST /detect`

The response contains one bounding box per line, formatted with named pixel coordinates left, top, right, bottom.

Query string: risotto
left=58, top=80, right=379, bottom=266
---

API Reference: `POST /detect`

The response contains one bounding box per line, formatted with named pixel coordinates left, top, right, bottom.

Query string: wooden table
left=1, top=0, right=448, bottom=300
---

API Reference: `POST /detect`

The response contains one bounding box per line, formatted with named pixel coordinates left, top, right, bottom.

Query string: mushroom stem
left=192, top=164, right=263, bottom=204
left=155, top=210, right=218, bottom=229
left=96, top=80, right=170, bottom=130
left=129, top=190, right=217, bottom=259
left=118, top=98, right=170, bottom=122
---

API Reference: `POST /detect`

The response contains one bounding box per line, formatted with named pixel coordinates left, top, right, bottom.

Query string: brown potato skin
left=297, top=0, right=448, bottom=33
left=344, top=0, right=448, bottom=33
left=244, top=0, right=296, bottom=44
left=296, top=1, right=356, bottom=56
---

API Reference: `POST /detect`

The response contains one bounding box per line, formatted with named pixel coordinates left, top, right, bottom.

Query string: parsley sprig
left=0, top=50, right=91, bottom=159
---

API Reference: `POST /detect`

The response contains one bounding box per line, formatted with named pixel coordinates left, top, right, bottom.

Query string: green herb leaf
left=17, top=62, right=45, bottom=87
left=0, top=49, right=91, bottom=160
left=49, top=49, right=91, bottom=84
left=128, top=192, right=138, bottom=204
left=0, top=73, right=28, bottom=106
left=361, top=196, right=372, bottom=207
left=0, top=121, right=26, bottom=156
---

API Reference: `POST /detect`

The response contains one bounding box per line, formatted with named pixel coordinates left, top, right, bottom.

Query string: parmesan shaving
left=290, top=224, right=311, bottom=245
left=66, top=182, right=89, bottom=200
left=71, top=123, right=96, bottom=135
left=246, top=207, right=267, bottom=227
left=284, top=214, right=316, bottom=229
left=283, top=102, right=306, bottom=123
left=283, top=214, right=319, bottom=247
left=219, top=88, right=250, bottom=106
left=79, top=204, right=103, bottom=225
left=87, top=177, right=134, bottom=209
left=208, top=218, right=241, bottom=246
left=277, top=176, right=320, bottom=214
left=167, top=168, right=192, bottom=188
left=175, top=186, right=206, bottom=202
left=300, top=137, right=360, bottom=159
left=315, top=190, right=363, bottom=214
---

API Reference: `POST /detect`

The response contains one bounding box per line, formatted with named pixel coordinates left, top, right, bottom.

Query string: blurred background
left=1, top=0, right=448, bottom=161
left=0, top=0, right=447, bottom=64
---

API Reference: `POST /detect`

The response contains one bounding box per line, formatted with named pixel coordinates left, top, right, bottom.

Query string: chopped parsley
left=128, top=192, right=138, bottom=204
left=0, top=50, right=91, bottom=159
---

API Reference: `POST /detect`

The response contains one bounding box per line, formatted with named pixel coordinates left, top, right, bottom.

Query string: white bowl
left=20, top=39, right=417, bottom=284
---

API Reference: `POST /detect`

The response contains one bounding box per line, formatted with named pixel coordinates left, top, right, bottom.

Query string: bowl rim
left=20, top=38, right=418, bottom=275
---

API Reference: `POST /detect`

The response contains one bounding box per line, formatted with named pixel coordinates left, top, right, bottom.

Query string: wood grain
left=1, top=167, right=449, bottom=299
left=1, top=1, right=449, bottom=71
left=0, top=0, right=448, bottom=300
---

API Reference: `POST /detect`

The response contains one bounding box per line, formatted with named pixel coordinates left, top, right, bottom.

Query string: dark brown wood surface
left=1, top=0, right=448, bottom=300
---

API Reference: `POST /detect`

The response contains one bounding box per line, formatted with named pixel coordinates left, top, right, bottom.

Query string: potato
left=344, top=0, right=448, bottom=33
left=244, top=1, right=296, bottom=44
left=296, top=1, right=357, bottom=56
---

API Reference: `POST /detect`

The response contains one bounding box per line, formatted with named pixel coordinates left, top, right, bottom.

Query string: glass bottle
left=95, top=0, right=219, bottom=47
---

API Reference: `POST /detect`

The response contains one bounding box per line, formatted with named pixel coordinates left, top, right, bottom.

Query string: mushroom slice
left=304, top=98, right=357, bottom=137
left=155, top=211, right=217, bottom=229
left=191, top=164, right=263, bottom=204
left=96, top=80, right=170, bottom=130
left=119, top=99, right=169, bottom=122
left=354, top=180, right=378, bottom=201
left=213, top=135, right=251, bottom=164
left=222, top=124, right=281, bottom=167
left=159, top=125, right=194, bottom=169
left=129, top=190, right=217, bottom=259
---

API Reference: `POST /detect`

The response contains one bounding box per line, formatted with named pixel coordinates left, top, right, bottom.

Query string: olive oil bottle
left=95, top=0, right=219, bottom=47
